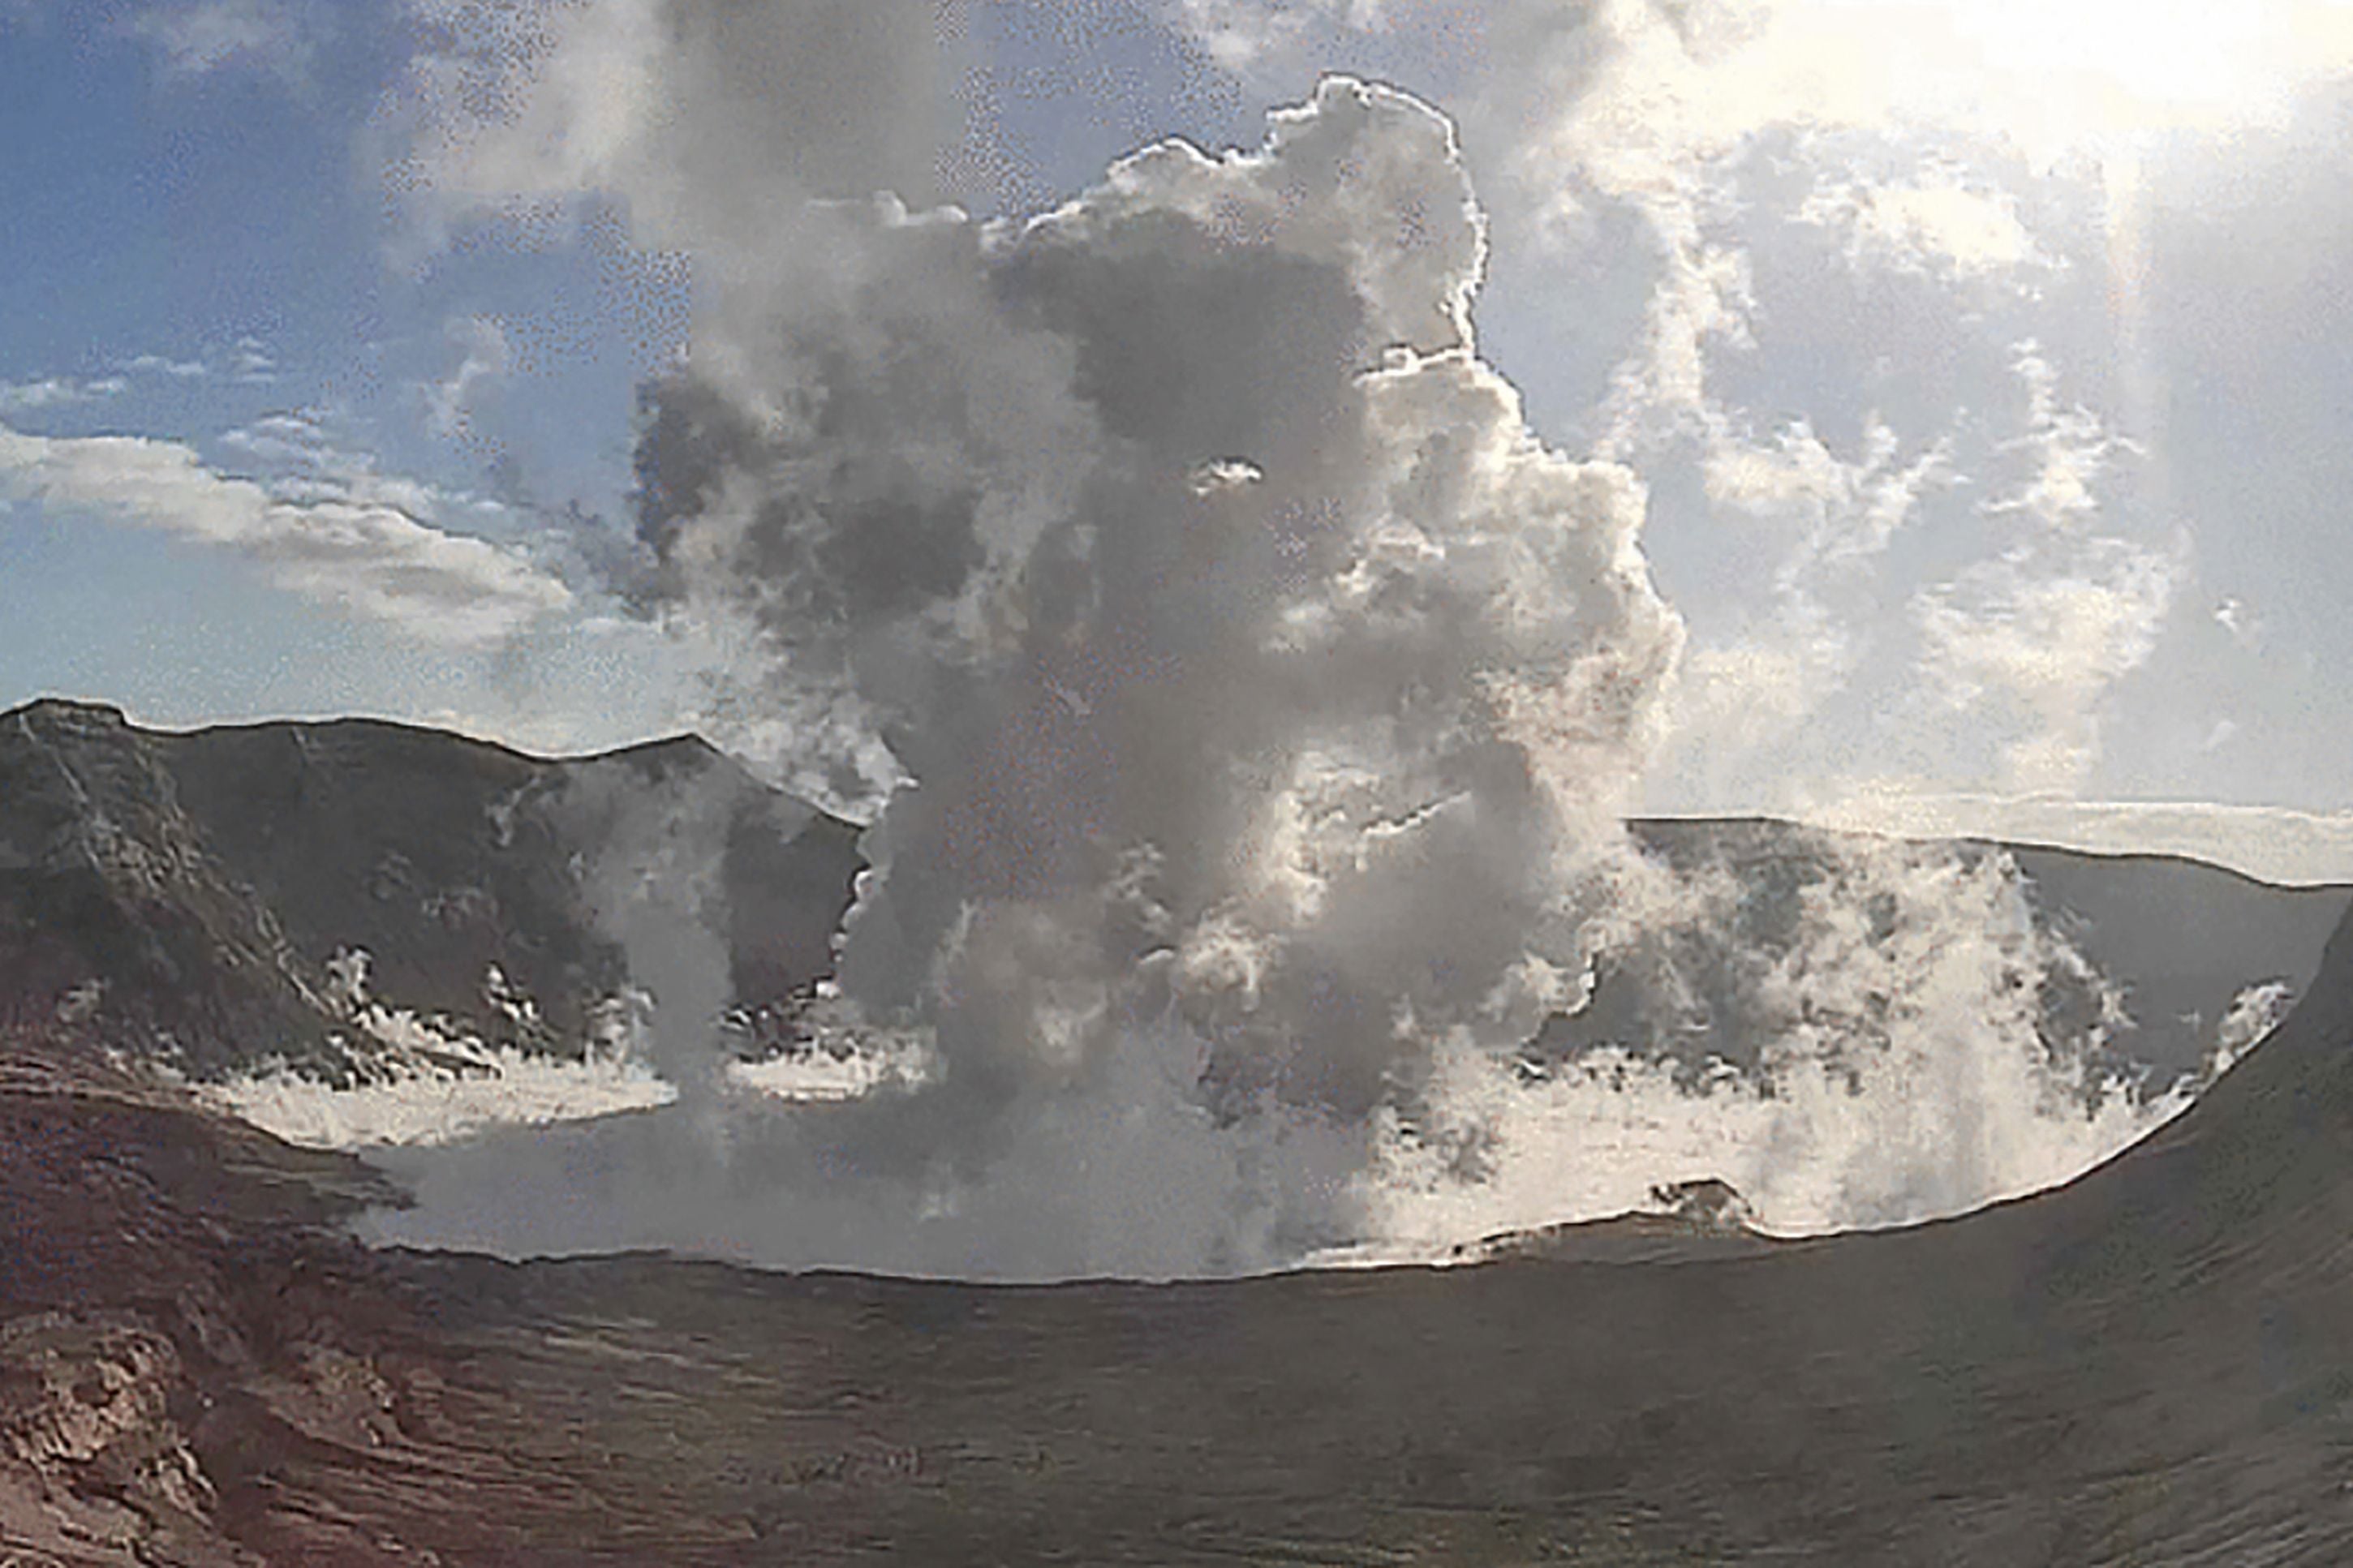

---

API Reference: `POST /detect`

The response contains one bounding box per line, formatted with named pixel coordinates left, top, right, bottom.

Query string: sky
left=6, top=0, right=2353, bottom=875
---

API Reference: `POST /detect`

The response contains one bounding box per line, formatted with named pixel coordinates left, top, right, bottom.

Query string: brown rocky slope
left=2, top=896, right=2353, bottom=1560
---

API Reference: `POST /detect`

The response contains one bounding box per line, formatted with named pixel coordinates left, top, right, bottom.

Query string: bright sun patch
left=1942, top=0, right=2320, bottom=137
left=1687, top=0, right=2353, bottom=157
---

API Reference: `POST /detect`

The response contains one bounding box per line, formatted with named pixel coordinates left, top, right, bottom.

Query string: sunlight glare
left=1781, top=0, right=2353, bottom=153
left=1952, top=0, right=2271, bottom=134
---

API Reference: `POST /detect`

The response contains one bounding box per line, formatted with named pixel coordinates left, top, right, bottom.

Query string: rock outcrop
left=0, top=699, right=862, bottom=1085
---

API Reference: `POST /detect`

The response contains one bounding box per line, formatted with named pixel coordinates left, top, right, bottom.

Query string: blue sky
left=4, top=0, right=2352, bottom=871
left=0, top=1, right=692, bottom=747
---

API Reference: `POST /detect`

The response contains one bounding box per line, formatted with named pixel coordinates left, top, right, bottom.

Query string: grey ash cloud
left=532, top=75, right=1689, bottom=1269
left=363, top=7, right=2279, bottom=1277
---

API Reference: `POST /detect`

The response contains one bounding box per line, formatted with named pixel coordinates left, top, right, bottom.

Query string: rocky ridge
left=0, top=698, right=861, bottom=1088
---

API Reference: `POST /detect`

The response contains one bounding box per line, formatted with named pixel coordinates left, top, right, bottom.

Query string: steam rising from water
left=1352, top=840, right=2262, bottom=1261
left=340, top=82, right=2269, bottom=1278
left=587, top=78, right=1693, bottom=1272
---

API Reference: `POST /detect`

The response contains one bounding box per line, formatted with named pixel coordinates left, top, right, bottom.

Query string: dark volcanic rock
left=0, top=702, right=338, bottom=1080
left=0, top=698, right=862, bottom=1084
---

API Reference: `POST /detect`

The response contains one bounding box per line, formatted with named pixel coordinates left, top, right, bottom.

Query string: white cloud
left=1172, top=2, right=2236, bottom=825
left=213, top=410, right=458, bottom=518
left=1171, top=0, right=2353, bottom=452
left=424, top=315, right=510, bottom=439
left=1198, top=2, right=2353, bottom=169
left=1654, top=333, right=2185, bottom=807
left=1887, top=342, right=2182, bottom=793
left=1598, top=240, right=1757, bottom=449
left=1167, top=0, right=1379, bottom=69
left=1799, top=167, right=2045, bottom=279
left=1915, top=543, right=2182, bottom=792
left=122, top=353, right=209, bottom=380
left=1, top=349, right=242, bottom=416
left=231, top=337, right=277, bottom=382
left=1705, top=415, right=1951, bottom=571
left=1669, top=638, right=1827, bottom=758
left=1660, top=417, right=1952, bottom=784
left=1985, top=341, right=2124, bottom=529
left=0, top=376, right=127, bottom=414
left=0, top=419, right=572, bottom=645
left=127, top=0, right=314, bottom=83
left=388, top=0, right=946, bottom=271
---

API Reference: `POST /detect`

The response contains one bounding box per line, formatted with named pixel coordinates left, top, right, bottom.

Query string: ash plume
left=366, top=27, right=2230, bottom=1276
left=610, top=77, right=1686, bottom=1265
